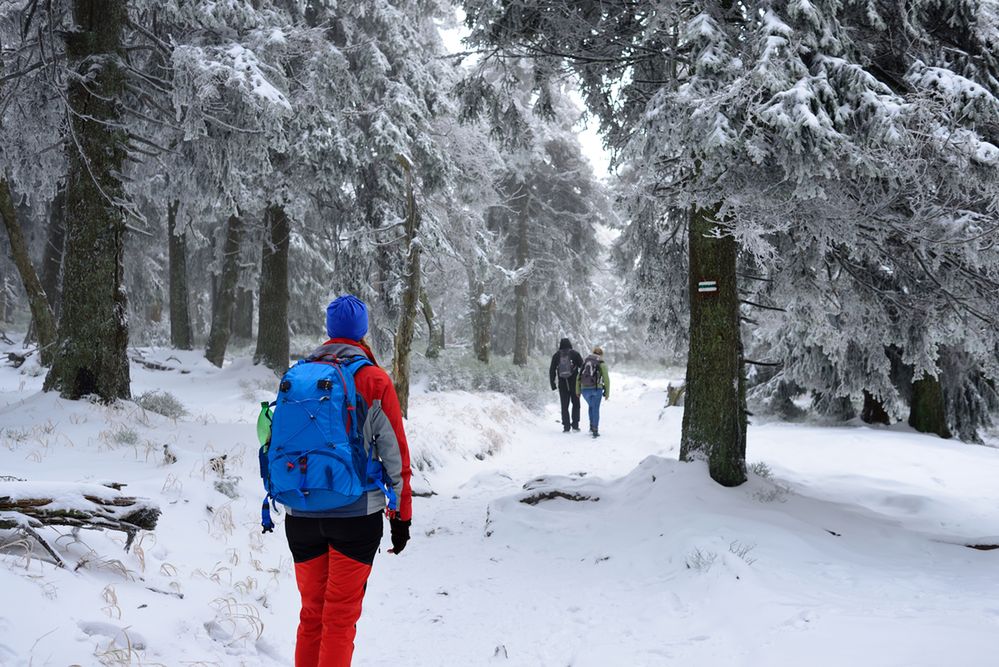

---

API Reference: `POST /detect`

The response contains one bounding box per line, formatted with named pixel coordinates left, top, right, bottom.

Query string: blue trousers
left=581, top=388, right=603, bottom=430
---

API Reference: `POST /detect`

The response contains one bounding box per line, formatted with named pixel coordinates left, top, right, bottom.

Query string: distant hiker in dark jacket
left=550, top=338, right=584, bottom=432
left=577, top=346, right=610, bottom=437
left=286, top=295, right=413, bottom=667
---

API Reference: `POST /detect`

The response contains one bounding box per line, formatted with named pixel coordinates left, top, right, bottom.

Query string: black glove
left=389, top=517, right=411, bottom=554
left=551, top=383, right=557, bottom=391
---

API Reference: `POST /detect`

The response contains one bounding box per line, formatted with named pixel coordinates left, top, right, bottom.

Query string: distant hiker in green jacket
left=577, top=346, right=610, bottom=437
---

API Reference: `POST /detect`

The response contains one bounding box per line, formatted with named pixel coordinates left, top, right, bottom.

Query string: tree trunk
left=470, top=275, right=494, bottom=364
left=254, top=204, right=290, bottom=372
left=861, top=390, right=891, bottom=425
left=205, top=215, right=244, bottom=367
left=0, top=179, right=57, bottom=365
left=41, top=182, right=66, bottom=315
left=233, top=288, right=254, bottom=340
left=26, top=183, right=66, bottom=345
left=44, top=1, right=130, bottom=400
left=680, top=205, right=746, bottom=486
left=391, top=156, right=422, bottom=418
left=420, top=289, right=443, bottom=359
left=909, top=374, right=951, bottom=438
left=512, top=196, right=529, bottom=366
left=167, top=200, right=193, bottom=350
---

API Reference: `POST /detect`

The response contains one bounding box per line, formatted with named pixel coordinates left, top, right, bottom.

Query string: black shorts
left=284, top=512, right=384, bottom=565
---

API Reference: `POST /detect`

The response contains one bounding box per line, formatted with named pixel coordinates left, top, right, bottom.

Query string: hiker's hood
left=559, top=338, right=572, bottom=350
left=310, top=338, right=378, bottom=366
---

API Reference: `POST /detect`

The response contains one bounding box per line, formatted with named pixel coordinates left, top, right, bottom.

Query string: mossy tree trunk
left=512, top=193, right=530, bottom=367
left=205, top=215, right=243, bottom=367
left=468, top=268, right=494, bottom=364
left=420, top=289, right=443, bottom=359
left=679, top=205, right=747, bottom=487
left=254, top=204, right=290, bottom=372
left=391, top=156, right=422, bottom=418
left=167, top=200, right=193, bottom=350
left=44, top=0, right=130, bottom=400
left=0, top=179, right=57, bottom=365
left=909, top=374, right=951, bottom=438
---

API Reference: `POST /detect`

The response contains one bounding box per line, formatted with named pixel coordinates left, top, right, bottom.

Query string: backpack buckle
left=317, top=379, right=333, bottom=390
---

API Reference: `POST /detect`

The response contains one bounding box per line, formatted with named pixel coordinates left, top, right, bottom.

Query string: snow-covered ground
left=1, top=351, right=998, bottom=666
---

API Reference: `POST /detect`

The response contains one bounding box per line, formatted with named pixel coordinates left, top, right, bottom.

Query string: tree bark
left=470, top=273, right=494, bottom=364
left=41, top=182, right=66, bottom=315
left=233, top=288, right=254, bottom=340
left=254, top=204, right=290, bottom=372
left=167, top=200, right=193, bottom=350
left=909, top=374, right=951, bottom=438
left=0, top=179, right=57, bottom=365
left=680, top=205, right=746, bottom=486
left=512, top=193, right=530, bottom=366
left=205, top=215, right=244, bottom=367
left=420, top=289, right=443, bottom=359
left=861, top=390, right=891, bottom=425
left=44, top=1, right=130, bottom=400
left=391, top=156, right=422, bottom=418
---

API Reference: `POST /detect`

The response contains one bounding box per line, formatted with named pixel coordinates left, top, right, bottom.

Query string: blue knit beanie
left=325, top=295, right=368, bottom=341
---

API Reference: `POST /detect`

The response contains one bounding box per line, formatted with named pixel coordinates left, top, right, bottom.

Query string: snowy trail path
left=353, top=373, right=688, bottom=666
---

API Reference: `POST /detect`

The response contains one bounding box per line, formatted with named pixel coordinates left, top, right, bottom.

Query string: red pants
left=285, top=513, right=383, bottom=667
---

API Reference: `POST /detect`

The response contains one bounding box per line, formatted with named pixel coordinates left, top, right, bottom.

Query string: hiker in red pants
left=285, top=295, right=413, bottom=667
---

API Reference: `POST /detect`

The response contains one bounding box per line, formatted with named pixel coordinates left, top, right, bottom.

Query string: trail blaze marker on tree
left=697, top=280, right=718, bottom=294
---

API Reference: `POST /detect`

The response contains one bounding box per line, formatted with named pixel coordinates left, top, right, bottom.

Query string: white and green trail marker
left=697, top=280, right=718, bottom=293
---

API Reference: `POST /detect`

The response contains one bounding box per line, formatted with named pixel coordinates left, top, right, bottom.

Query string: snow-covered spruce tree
left=275, top=0, right=455, bottom=362
left=465, top=0, right=999, bottom=480
left=457, top=59, right=608, bottom=364
left=0, top=5, right=70, bottom=365
left=420, top=101, right=506, bottom=364
left=737, top=1, right=999, bottom=441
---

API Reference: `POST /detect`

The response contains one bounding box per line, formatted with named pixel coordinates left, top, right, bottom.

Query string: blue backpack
left=258, top=355, right=397, bottom=532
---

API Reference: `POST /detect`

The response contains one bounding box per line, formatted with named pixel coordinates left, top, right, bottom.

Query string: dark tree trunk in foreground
left=167, top=200, right=193, bottom=350
left=680, top=205, right=747, bottom=486
left=909, top=374, right=951, bottom=438
left=205, top=215, right=244, bottom=367
left=861, top=390, right=891, bottom=425
left=44, top=1, right=130, bottom=400
left=391, top=156, right=422, bottom=418
left=420, top=289, right=443, bottom=359
left=512, top=195, right=530, bottom=367
left=0, top=179, right=57, bottom=364
left=254, top=204, right=290, bottom=372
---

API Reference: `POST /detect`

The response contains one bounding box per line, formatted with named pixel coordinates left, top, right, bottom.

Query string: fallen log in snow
left=0, top=480, right=160, bottom=567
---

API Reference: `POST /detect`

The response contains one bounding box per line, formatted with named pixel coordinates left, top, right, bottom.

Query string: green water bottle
left=257, top=402, right=274, bottom=450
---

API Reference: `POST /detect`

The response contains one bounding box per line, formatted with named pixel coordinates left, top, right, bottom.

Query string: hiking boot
left=592, top=429, right=600, bottom=438
left=571, top=425, right=580, bottom=432
left=563, top=426, right=571, bottom=433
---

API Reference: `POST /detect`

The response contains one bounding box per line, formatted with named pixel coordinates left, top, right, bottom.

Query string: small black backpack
left=557, top=350, right=575, bottom=378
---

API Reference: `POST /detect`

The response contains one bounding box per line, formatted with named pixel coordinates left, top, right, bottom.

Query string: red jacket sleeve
left=354, top=366, right=413, bottom=522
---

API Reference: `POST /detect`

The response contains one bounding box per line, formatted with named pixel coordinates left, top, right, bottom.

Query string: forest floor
left=0, top=348, right=997, bottom=666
